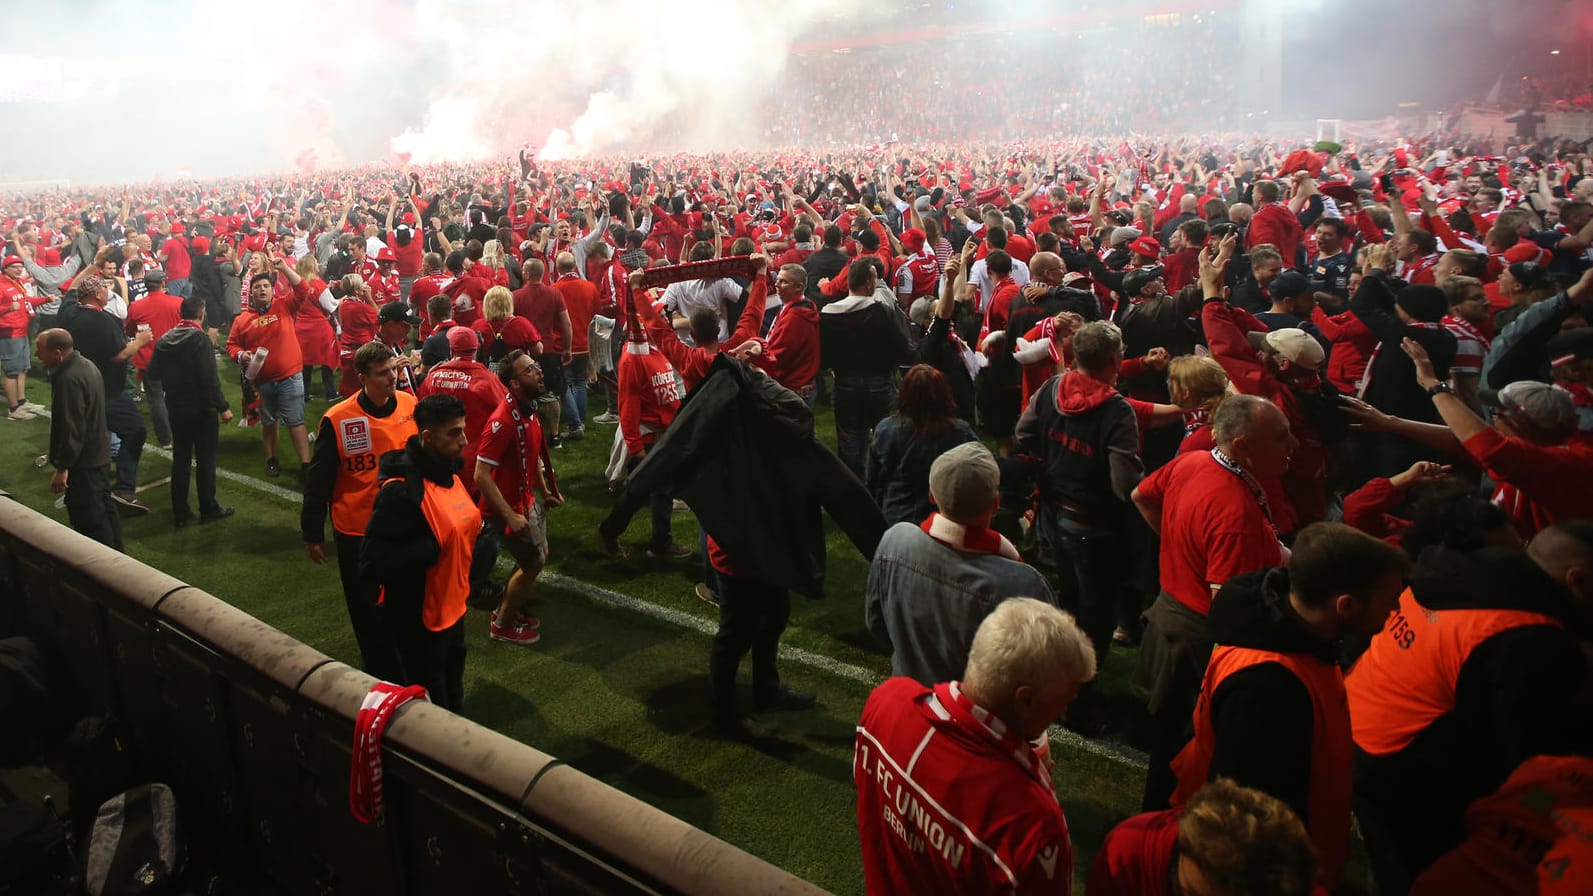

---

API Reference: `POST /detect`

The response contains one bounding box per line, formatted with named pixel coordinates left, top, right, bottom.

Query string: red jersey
left=1087, top=810, right=1178, bottom=896
left=409, top=272, right=452, bottom=311
left=856, top=678, right=1073, bottom=895
left=512, top=282, right=568, bottom=353
left=420, top=357, right=509, bottom=496
left=159, top=236, right=192, bottom=280
left=339, top=299, right=380, bottom=352
left=386, top=231, right=424, bottom=277
left=475, top=396, right=548, bottom=518
left=124, top=289, right=183, bottom=370
left=471, top=316, right=542, bottom=357
left=554, top=273, right=600, bottom=354
left=443, top=274, right=493, bottom=329
left=0, top=275, right=45, bottom=334
left=616, top=341, right=681, bottom=455
left=1413, top=755, right=1593, bottom=896
left=1136, top=450, right=1284, bottom=616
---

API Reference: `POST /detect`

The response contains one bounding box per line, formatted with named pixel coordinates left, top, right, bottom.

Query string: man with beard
left=225, top=248, right=314, bottom=477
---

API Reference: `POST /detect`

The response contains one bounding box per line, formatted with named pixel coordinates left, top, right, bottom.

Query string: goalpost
left=1316, top=120, right=1342, bottom=144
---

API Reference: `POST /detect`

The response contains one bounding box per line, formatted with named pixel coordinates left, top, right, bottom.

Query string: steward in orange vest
left=358, top=393, right=481, bottom=713
left=1171, top=522, right=1409, bottom=891
left=301, top=343, right=418, bottom=684
left=1347, top=525, right=1593, bottom=894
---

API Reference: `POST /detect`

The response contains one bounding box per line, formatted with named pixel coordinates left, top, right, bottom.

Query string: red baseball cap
left=375, top=246, right=397, bottom=263
left=446, top=326, right=479, bottom=355
left=1128, top=236, right=1162, bottom=258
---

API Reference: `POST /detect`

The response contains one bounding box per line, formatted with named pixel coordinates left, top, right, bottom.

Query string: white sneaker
left=593, top=411, right=620, bottom=424
left=22, top=401, right=45, bottom=413
left=8, top=407, right=35, bottom=421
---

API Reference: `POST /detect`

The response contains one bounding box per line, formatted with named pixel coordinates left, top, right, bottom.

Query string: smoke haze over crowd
left=1, top=0, right=1590, bottom=185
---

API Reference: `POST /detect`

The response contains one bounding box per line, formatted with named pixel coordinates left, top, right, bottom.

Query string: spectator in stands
left=856, top=597, right=1093, bottom=893
left=35, top=327, right=122, bottom=550
left=360, top=393, right=480, bottom=712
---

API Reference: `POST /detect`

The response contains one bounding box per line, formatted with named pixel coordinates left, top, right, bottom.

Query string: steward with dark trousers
left=707, top=532, right=815, bottom=734
left=359, top=396, right=481, bottom=712
left=1346, top=533, right=1593, bottom=894
left=302, top=343, right=417, bottom=683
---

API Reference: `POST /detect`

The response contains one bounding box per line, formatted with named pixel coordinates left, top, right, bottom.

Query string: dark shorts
left=537, top=353, right=567, bottom=396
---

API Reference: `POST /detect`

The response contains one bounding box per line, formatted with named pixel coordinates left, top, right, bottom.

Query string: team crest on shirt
left=1037, top=843, right=1058, bottom=880
left=340, top=417, right=371, bottom=453
left=491, top=421, right=501, bottom=433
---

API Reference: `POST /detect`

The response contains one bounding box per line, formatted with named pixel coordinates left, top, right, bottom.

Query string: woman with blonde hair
left=470, top=286, right=542, bottom=363
left=1167, top=354, right=1233, bottom=453
left=292, top=253, right=339, bottom=400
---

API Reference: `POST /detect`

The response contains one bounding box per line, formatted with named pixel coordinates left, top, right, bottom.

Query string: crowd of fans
left=6, top=127, right=1593, bottom=894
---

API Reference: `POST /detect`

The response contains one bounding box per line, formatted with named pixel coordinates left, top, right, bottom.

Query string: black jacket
left=358, top=437, right=461, bottom=616
left=1353, top=545, right=1591, bottom=875
left=146, top=325, right=229, bottom=416
left=916, top=316, right=975, bottom=422
left=58, top=302, right=130, bottom=395
left=188, top=251, right=224, bottom=304
left=819, top=295, right=911, bottom=376
left=1351, top=274, right=1457, bottom=423
left=1203, top=567, right=1341, bottom=829
left=802, top=247, right=850, bottom=305
left=622, top=356, right=886, bottom=598
left=1014, top=371, right=1143, bottom=530
left=48, top=351, right=110, bottom=471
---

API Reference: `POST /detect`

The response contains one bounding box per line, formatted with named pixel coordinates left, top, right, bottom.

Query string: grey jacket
left=865, top=522, right=1055, bottom=685
left=48, top=351, right=111, bottom=470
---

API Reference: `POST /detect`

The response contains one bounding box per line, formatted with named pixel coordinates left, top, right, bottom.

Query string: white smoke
left=399, top=0, right=856, bottom=163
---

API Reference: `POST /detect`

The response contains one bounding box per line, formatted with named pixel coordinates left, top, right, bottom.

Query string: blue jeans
left=833, top=373, right=896, bottom=478
left=105, top=390, right=146, bottom=494
left=165, top=277, right=192, bottom=298
left=562, top=353, right=590, bottom=428
left=471, top=522, right=500, bottom=597
left=599, top=487, right=674, bottom=552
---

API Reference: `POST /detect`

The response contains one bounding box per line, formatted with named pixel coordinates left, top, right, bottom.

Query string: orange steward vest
left=1346, top=588, right=1562, bottom=758
left=1171, top=646, right=1353, bottom=890
left=417, top=475, right=480, bottom=632
left=324, top=391, right=418, bottom=536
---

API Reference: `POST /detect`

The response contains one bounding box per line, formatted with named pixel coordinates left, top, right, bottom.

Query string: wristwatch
left=1425, top=381, right=1452, bottom=397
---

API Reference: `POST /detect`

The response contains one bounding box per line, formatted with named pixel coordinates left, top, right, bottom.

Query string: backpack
left=485, top=323, right=511, bottom=363
left=82, top=784, right=185, bottom=896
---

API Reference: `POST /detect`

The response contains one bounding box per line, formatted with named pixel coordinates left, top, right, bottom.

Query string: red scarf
left=349, top=682, right=429, bottom=824
left=919, top=513, right=1021, bottom=560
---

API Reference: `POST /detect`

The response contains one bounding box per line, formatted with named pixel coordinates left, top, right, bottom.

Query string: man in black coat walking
left=146, top=295, right=234, bottom=527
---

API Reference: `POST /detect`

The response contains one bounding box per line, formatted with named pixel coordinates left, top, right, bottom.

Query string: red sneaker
left=490, top=610, right=541, bottom=629
left=489, top=619, right=541, bottom=645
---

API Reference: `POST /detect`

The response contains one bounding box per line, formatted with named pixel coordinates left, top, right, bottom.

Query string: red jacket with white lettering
left=616, top=341, right=680, bottom=456
left=856, top=677, right=1073, bottom=895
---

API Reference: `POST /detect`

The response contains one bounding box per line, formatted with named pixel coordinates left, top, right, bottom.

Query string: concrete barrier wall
left=0, top=493, right=829, bottom=896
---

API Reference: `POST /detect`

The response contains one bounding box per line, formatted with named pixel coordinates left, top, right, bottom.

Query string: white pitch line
left=32, top=404, right=1148, bottom=771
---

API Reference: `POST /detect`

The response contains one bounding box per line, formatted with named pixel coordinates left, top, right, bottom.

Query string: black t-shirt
left=61, top=303, right=129, bottom=395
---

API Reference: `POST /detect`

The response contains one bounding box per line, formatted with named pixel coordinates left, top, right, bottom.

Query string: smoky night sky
left=1, top=0, right=1589, bottom=184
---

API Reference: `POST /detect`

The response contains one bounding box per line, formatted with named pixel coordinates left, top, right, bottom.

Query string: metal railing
left=0, top=492, right=828, bottom=895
